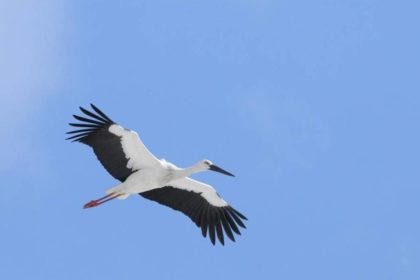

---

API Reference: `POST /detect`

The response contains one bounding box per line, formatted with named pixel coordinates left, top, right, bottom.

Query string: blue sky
left=1, top=0, right=419, bottom=279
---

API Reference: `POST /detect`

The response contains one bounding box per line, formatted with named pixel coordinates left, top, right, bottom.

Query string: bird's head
left=198, top=159, right=235, bottom=177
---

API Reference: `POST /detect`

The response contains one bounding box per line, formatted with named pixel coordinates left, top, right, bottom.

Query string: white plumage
left=67, top=104, right=247, bottom=245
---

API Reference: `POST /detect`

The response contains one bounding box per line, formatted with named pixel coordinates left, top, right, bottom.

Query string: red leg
left=83, top=193, right=121, bottom=209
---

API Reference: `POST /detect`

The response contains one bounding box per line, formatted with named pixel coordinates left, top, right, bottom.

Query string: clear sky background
left=1, top=1, right=419, bottom=279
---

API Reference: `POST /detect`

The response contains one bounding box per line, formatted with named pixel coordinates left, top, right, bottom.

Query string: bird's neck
left=177, top=164, right=203, bottom=178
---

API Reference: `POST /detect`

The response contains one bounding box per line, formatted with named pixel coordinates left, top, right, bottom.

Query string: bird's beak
left=209, top=164, right=235, bottom=177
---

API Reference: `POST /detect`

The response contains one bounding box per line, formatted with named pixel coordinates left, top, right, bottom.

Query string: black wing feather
left=73, top=115, right=105, bottom=125
left=90, top=103, right=114, bottom=123
left=140, top=186, right=247, bottom=245
left=66, top=104, right=135, bottom=182
left=79, top=106, right=110, bottom=123
left=215, top=211, right=224, bottom=245
left=69, top=123, right=99, bottom=128
left=66, top=128, right=96, bottom=135
left=225, top=211, right=241, bottom=235
left=220, top=209, right=235, bottom=242
left=227, top=208, right=247, bottom=229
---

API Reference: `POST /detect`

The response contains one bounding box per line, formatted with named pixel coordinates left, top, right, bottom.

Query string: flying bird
left=66, top=104, right=247, bottom=245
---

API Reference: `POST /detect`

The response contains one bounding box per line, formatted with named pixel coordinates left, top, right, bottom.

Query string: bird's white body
left=106, top=125, right=227, bottom=206
left=67, top=104, right=246, bottom=245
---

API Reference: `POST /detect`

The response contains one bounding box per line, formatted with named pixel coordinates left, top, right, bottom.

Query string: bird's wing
left=140, top=178, right=247, bottom=245
left=66, top=104, right=160, bottom=182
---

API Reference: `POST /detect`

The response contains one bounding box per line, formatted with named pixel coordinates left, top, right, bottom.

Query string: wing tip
left=89, top=103, right=114, bottom=123
left=66, top=104, right=116, bottom=141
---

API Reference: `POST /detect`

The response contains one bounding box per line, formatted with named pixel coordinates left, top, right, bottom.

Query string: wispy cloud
left=0, top=1, right=70, bottom=185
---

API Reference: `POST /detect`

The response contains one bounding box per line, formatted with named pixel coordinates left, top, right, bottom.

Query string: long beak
left=209, top=164, right=235, bottom=177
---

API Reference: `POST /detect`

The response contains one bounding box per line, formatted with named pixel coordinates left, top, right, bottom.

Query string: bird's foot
left=82, top=193, right=121, bottom=209
left=83, top=200, right=100, bottom=209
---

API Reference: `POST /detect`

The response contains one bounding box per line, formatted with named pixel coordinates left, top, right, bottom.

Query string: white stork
left=66, top=104, right=247, bottom=245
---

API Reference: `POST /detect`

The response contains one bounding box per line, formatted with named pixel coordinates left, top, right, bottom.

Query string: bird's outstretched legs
left=83, top=193, right=121, bottom=209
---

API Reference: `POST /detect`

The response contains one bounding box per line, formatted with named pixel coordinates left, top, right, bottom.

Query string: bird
left=66, top=104, right=247, bottom=245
